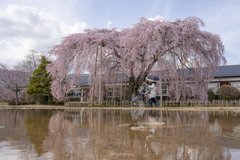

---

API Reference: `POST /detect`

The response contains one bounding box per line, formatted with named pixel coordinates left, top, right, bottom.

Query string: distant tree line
left=0, top=50, right=56, bottom=105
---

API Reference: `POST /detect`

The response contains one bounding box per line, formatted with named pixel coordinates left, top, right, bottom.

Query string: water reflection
left=25, top=110, right=53, bottom=156
left=0, top=109, right=240, bottom=159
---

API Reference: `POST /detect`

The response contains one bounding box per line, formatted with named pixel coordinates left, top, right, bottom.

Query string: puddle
left=0, top=109, right=240, bottom=159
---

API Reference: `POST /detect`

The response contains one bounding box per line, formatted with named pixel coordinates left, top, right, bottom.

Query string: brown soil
left=0, top=104, right=240, bottom=111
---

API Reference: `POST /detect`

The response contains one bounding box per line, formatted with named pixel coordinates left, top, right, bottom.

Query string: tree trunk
left=159, top=68, right=163, bottom=107
left=129, top=77, right=134, bottom=101
left=91, top=47, right=98, bottom=105
left=120, top=69, right=123, bottom=103
left=15, top=91, right=19, bottom=105
left=181, top=51, right=186, bottom=101
left=98, top=45, right=102, bottom=106
left=124, top=71, right=126, bottom=103
left=158, top=59, right=163, bottom=107
left=174, top=52, right=180, bottom=102
left=129, top=77, right=139, bottom=101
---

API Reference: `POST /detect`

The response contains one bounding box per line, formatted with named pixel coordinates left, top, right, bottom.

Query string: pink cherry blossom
left=47, top=17, right=226, bottom=101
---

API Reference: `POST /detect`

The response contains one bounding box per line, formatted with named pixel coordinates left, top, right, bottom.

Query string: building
left=67, top=73, right=130, bottom=101
left=157, top=65, right=240, bottom=99
left=68, top=65, right=240, bottom=101
left=67, top=74, right=90, bottom=101
left=208, top=65, right=240, bottom=93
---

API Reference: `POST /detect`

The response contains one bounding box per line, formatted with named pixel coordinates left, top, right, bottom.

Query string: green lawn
left=0, top=102, right=8, bottom=106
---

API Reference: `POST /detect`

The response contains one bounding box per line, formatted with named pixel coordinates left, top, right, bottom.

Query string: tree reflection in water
left=24, top=110, right=53, bottom=156
left=0, top=109, right=239, bottom=159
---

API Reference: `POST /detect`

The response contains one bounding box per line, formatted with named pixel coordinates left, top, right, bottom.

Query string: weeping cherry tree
left=47, top=17, right=226, bottom=103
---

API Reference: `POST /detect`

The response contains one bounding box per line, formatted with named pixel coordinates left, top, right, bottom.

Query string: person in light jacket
left=148, top=82, right=160, bottom=107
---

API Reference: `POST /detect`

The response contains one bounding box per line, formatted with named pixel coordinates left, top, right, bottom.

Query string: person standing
left=148, top=82, right=160, bottom=107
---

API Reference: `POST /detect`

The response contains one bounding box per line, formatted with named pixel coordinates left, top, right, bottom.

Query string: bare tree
left=0, top=85, right=5, bottom=101
left=0, top=88, right=14, bottom=102
left=14, top=50, right=41, bottom=73
left=0, top=64, right=30, bottom=104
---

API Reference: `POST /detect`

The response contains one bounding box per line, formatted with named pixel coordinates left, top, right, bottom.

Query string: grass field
left=0, top=102, right=8, bottom=106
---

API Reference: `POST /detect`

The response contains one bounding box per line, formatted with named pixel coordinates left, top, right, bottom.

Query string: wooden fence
left=162, top=100, right=240, bottom=107
left=65, top=99, right=240, bottom=107
left=65, top=101, right=129, bottom=107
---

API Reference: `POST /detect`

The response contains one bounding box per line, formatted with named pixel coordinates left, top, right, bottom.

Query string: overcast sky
left=0, top=0, right=240, bottom=66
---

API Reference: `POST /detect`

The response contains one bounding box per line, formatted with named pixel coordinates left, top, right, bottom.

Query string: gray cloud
left=0, top=4, right=88, bottom=66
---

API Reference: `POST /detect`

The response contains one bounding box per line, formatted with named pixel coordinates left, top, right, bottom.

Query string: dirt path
left=0, top=104, right=240, bottom=111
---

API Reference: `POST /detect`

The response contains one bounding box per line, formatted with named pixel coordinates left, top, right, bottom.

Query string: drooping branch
left=48, top=17, right=226, bottom=101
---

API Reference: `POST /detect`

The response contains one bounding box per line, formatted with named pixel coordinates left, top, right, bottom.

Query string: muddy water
left=0, top=109, right=240, bottom=160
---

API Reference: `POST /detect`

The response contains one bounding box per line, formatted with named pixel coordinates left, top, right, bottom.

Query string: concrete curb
left=1, top=105, right=240, bottom=111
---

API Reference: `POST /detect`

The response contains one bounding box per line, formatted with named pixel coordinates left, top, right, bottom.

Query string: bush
left=207, top=89, right=215, bottom=101
left=216, top=84, right=240, bottom=100
left=8, top=101, right=28, bottom=105
left=8, top=101, right=15, bottom=105
left=57, top=100, right=64, bottom=105
left=20, top=101, right=28, bottom=105
left=225, top=96, right=230, bottom=101
left=93, top=96, right=98, bottom=101
left=115, top=97, right=120, bottom=102
left=25, top=93, right=35, bottom=104
left=52, top=100, right=57, bottom=104
left=39, top=95, right=49, bottom=104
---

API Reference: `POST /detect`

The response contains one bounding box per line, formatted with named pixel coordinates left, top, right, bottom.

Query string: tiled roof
left=213, top=65, right=240, bottom=77
left=68, top=75, right=90, bottom=87
left=68, top=65, right=240, bottom=86
left=161, top=65, right=240, bottom=79
left=68, top=73, right=130, bottom=87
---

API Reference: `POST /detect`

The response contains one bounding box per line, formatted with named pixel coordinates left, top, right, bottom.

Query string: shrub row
left=52, top=100, right=64, bottom=105
left=8, top=101, right=30, bottom=105
left=8, top=100, right=64, bottom=105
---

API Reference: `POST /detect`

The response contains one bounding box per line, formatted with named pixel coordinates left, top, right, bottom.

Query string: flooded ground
left=0, top=109, right=240, bottom=159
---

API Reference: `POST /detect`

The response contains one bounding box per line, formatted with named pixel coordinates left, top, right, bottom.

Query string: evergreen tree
left=27, top=56, right=52, bottom=104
